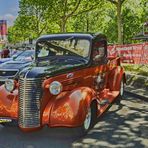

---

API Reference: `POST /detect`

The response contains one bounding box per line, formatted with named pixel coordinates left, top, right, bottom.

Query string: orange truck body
left=0, top=33, right=125, bottom=132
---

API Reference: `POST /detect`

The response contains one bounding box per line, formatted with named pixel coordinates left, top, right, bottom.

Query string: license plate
left=0, top=118, right=12, bottom=123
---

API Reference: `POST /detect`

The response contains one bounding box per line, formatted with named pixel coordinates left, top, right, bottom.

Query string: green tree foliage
left=8, top=0, right=148, bottom=44
left=123, top=0, right=148, bottom=44
left=19, top=0, right=54, bottom=36
left=106, top=0, right=126, bottom=44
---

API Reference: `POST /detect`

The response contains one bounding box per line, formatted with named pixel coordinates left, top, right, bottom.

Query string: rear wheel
left=116, top=79, right=124, bottom=104
left=120, top=79, right=124, bottom=97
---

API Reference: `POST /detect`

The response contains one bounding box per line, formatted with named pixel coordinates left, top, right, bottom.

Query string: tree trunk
left=86, top=13, right=89, bottom=32
left=60, top=18, right=67, bottom=32
left=117, top=0, right=123, bottom=44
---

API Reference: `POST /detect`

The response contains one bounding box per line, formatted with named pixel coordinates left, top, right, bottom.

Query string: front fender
left=42, top=87, right=96, bottom=127
left=0, top=85, right=18, bottom=118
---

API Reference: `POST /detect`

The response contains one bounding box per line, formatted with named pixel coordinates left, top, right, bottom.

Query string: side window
left=92, top=40, right=107, bottom=64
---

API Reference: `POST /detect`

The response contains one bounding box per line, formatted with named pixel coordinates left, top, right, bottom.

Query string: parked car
left=0, top=33, right=125, bottom=135
left=0, top=50, right=35, bottom=86
left=0, top=50, right=24, bottom=64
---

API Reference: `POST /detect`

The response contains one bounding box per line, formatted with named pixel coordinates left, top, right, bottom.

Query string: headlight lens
left=49, top=81, right=62, bottom=95
left=5, top=79, right=15, bottom=92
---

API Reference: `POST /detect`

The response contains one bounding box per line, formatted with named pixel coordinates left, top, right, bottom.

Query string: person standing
left=1, top=47, right=10, bottom=58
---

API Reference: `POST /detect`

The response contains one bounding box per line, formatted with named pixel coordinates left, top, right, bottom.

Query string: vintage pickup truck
left=0, top=33, right=125, bottom=134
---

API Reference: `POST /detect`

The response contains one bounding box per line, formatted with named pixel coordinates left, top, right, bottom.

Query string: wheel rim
left=120, top=80, right=124, bottom=96
left=84, top=108, right=91, bottom=130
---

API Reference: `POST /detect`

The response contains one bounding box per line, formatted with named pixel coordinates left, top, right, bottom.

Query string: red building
left=0, top=20, right=7, bottom=41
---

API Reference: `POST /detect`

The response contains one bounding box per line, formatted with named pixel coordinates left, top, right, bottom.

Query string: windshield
left=11, top=50, right=23, bottom=58
left=36, top=38, right=90, bottom=59
left=15, top=50, right=34, bottom=61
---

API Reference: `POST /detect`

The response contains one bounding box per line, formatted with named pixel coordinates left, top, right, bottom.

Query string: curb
left=125, top=73, right=148, bottom=100
left=126, top=73, right=148, bottom=90
left=125, top=90, right=148, bottom=101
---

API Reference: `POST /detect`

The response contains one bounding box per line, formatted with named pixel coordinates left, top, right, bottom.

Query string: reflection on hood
left=0, top=58, right=12, bottom=64
left=0, top=60, right=32, bottom=70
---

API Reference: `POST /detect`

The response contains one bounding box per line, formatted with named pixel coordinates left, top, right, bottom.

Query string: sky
left=0, top=0, right=19, bottom=26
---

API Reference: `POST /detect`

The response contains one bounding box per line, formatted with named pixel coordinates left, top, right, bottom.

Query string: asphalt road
left=0, top=92, right=147, bottom=148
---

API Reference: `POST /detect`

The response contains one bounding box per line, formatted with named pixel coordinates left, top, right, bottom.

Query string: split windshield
left=36, top=38, right=90, bottom=61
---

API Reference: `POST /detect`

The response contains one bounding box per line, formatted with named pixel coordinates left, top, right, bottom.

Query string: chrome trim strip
left=0, top=78, right=8, bottom=82
left=0, top=69, right=19, bottom=71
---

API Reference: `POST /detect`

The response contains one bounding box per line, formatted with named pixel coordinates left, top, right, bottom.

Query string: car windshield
left=15, top=50, right=34, bottom=61
left=11, top=50, right=23, bottom=58
left=36, top=38, right=90, bottom=60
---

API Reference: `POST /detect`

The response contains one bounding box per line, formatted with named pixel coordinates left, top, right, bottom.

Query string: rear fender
left=108, top=66, right=125, bottom=91
left=42, top=87, right=97, bottom=127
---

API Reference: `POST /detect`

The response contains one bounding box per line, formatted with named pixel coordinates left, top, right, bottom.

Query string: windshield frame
left=35, top=35, right=92, bottom=65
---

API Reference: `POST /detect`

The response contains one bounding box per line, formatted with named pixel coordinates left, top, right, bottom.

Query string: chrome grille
left=19, top=77, right=43, bottom=128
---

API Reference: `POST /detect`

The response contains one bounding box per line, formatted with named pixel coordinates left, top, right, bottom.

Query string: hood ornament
left=67, top=73, right=74, bottom=78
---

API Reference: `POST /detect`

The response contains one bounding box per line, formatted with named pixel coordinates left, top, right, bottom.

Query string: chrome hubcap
left=84, top=108, right=91, bottom=130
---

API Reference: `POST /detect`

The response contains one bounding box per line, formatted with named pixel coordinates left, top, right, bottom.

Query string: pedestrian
left=1, top=47, right=10, bottom=58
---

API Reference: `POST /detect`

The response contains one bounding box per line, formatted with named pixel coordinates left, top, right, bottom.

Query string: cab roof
left=37, top=33, right=106, bottom=42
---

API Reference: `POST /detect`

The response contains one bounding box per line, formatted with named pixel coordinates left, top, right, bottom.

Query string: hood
left=19, top=62, right=86, bottom=79
left=0, top=60, right=32, bottom=70
left=0, top=58, right=12, bottom=64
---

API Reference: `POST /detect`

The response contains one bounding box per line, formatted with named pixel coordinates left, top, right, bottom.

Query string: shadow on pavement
left=0, top=93, right=147, bottom=148
left=72, top=93, right=148, bottom=148
left=0, top=125, right=81, bottom=148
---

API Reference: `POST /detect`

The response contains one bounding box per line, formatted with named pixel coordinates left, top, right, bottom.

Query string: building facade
left=0, top=20, right=7, bottom=42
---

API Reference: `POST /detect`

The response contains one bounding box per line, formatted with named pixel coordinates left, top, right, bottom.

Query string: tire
left=115, top=79, right=124, bottom=105
left=119, top=79, right=124, bottom=98
left=79, top=101, right=97, bottom=135
left=115, top=79, right=124, bottom=104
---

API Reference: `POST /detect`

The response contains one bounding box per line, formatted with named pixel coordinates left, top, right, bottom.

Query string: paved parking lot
left=0, top=92, right=147, bottom=148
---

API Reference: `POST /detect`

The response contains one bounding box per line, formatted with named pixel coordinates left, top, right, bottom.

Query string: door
left=92, top=39, right=108, bottom=92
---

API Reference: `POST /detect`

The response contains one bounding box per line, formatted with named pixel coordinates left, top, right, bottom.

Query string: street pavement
left=0, top=92, right=147, bottom=148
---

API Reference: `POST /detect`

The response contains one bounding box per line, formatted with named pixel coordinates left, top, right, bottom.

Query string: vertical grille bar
left=18, top=77, right=43, bottom=128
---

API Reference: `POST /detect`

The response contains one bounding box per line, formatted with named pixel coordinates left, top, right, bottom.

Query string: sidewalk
left=125, top=72, right=148, bottom=99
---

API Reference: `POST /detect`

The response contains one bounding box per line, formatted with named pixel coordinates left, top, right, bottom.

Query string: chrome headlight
left=5, top=79, right=15, bottom=92
left=49, top=81, right=62, bottom=95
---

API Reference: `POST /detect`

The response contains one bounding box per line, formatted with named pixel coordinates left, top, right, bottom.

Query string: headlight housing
left=5, top=79, right=15, bottom=92
left=49, top=81, right=62, bottom=95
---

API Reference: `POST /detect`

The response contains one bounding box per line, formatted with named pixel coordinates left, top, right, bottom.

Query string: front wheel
left=79, top=102, right=97, bottom=135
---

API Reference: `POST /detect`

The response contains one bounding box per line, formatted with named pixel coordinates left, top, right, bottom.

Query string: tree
left=107, top=0, right=126, bottom=44
left=54, top=0, right=82, bottom=32
left=52, top=0, right=103, bottom=32
left=18, top=0, right=54, bottom=37
left=8, top=0, right=147, bottom=44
